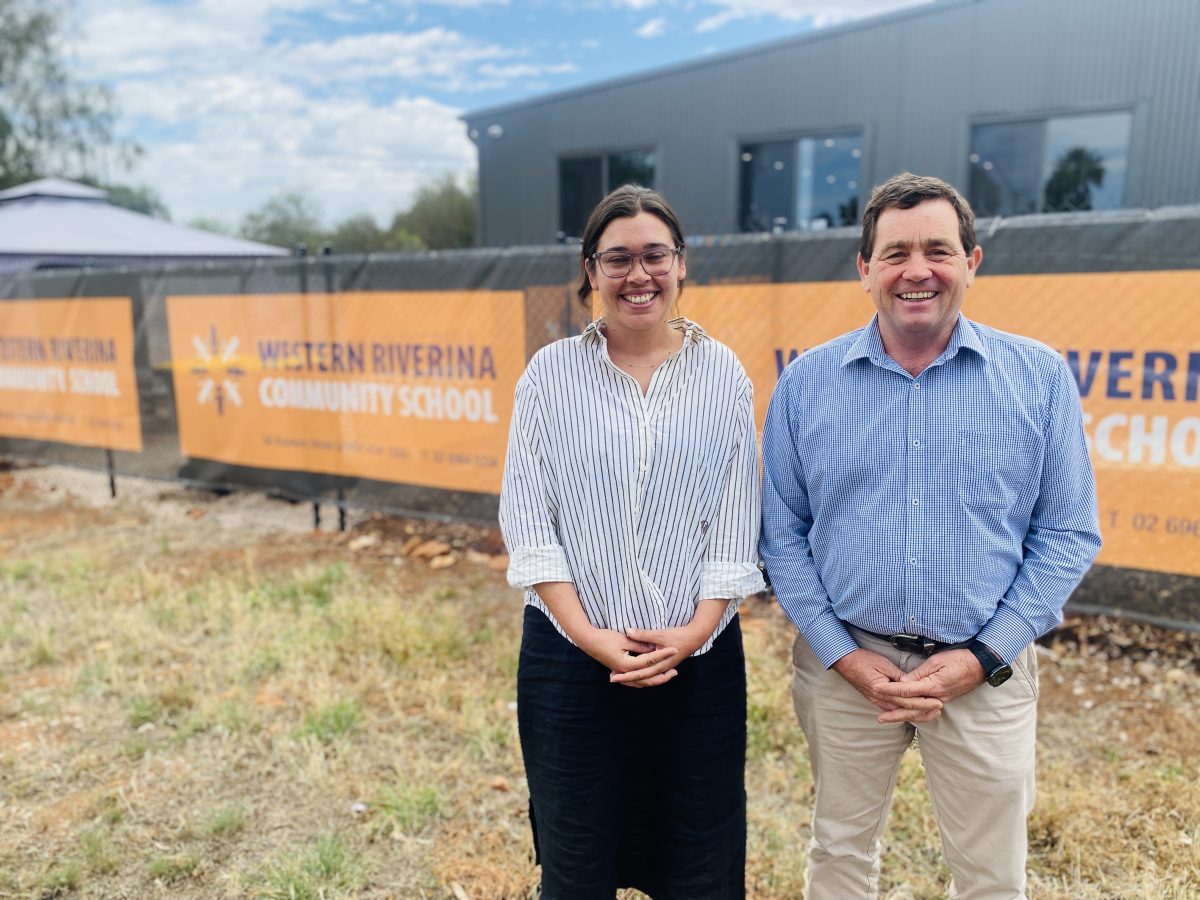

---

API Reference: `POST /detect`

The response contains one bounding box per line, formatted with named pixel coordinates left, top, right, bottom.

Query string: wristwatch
left=968, top=640, right=1014, bottom=687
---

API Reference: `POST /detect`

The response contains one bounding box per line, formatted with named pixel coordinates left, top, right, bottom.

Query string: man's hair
left=577, top=184, right=686, bottom=305
left=859, top=173, right=977, bottom=261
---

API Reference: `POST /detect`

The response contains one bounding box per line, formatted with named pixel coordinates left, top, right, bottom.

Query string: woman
left=500, top=185, right=764, bottom=899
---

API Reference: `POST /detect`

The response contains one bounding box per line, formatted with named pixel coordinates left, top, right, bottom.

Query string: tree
left=327, top=213, right=424, bottom=253
left=390, top=173, right=476, bottom=249
left=187, top=216, right=233, bottom=236
left=236, top=175, right=478, bottom=255
left=1044, top=146, right=1106, bottom=212
left=239, top=191, right=325, bottom=252
left=104, top=183, right=170, bottom=219
left=77, top=177, right=170, bottom=219
left=0, top=0, right=138, bottom=189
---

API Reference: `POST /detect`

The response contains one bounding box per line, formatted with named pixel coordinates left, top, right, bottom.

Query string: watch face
left=988, top=664, right=1014, bottom=687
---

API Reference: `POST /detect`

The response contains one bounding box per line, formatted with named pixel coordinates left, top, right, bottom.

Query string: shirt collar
left=841, top=314, right=990, bottom=369
left=582, top=316, right=707, bottom=348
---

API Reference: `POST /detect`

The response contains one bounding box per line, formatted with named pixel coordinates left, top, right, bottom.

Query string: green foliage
left=218, top=699, right=259, bottom=735
left=75, top=662, right=108, bottom=696
left=127, top=696, right=161, bottom=728
left=103, top=183, right=170, bottom=219
left=80, top=829, right=118, bottom=875
left=30, top=635, right=55, bottom=666
left=0, top=0, right=138, bottom=188
left=255, top=563, right=346, bottom=611
left=39, top=860, right=81, bottom=896
left=390, top=173, right=477, bottom=249
left=326, top=212, right=424, bottom=253
left=172, top=713, right=210, bottom=743
left=1044, top=145, right=1106, bottom=212
left=238, top=190, right=325, bottom=252
left=373, top=783, right=442, bottom=834
left=120, top=735, right=150, bottom=760
left=148, top=855, right=198, bottom=883
left=258, top=834, right=362, bottom=899
left=243, top=647, right=283, bottom=680
left=0, top=560, right=35, bottom=582
left=205, top=805, right=246, bottom=840
left=73, top=176, right=170, bottom=218
left=88, top=793, right=125, bottom=826
left=186, top=215, right=233, bottom=236
left=296, top=701, right=359, bottom=743
left=237, top=173, right=476, bottom=256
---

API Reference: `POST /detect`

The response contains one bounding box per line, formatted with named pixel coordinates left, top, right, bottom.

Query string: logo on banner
left=190, top=325, right=245, bottom=416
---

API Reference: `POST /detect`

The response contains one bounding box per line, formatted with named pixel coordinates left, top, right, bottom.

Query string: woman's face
left=587, top=211, right=685, bottom=336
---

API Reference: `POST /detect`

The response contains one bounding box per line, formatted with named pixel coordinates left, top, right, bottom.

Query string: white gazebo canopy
left=0, top=177, right=287, bottom=271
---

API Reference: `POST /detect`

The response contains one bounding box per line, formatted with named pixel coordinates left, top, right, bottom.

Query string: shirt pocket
left=956, top=428, right=1035, bottom=511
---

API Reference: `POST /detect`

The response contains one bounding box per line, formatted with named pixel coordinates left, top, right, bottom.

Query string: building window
left=558, top=150, right=655, bottom=240
left=968, top=111, right=1132, bottom=216
left=739, top=132, right=862, bottom=233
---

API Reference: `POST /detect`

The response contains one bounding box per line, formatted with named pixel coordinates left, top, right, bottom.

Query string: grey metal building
left=462, top=0, right=1200, bottom=247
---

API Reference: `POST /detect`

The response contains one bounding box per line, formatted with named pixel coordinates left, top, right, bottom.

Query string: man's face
left=857, top=199, right=982, bottom=355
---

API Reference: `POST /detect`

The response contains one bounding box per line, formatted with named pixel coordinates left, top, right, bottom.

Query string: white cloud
left=696, top=0, right=930, bottom=33
left=635, top=17, right=668, bottom=38
left=133, top=92, right=476, bottom=229
left=268, top=29, right=516, bottom=90
left=65, top=0, right=569, bottom=225
left=476, top=62, right=578, bottom=80
left=63, top=0, right=934, bottom=226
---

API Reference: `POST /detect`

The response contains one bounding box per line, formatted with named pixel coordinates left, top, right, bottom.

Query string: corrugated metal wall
left=464, top=0, right=1200, bottom=246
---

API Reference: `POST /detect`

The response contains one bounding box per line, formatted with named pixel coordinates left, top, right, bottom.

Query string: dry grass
left=0, top=474, right=1197, bottom=898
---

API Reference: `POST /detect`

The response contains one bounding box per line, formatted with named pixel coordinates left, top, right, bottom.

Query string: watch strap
left=968, top=639, right=1013, bottom=687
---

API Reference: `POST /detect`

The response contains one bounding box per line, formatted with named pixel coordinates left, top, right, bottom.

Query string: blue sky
left=67, top=0, right=929, bottom=229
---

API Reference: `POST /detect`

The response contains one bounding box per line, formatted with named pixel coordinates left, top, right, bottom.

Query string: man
left=760, top=173, right=1101, bottom=899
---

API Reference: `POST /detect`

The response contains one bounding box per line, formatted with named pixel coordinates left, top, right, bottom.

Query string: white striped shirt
left=500, top=317, right=765, bottom=655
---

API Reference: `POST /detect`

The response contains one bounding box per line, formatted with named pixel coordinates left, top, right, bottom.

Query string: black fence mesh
left=2, top=205, right=1199, bottom=627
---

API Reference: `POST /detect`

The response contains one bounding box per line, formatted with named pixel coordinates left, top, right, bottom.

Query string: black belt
left=850, top=625, right=970, bottom=657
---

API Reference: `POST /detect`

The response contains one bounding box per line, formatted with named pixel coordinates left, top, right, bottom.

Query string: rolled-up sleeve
left=699, top=380, right=766, bottom=600
left=499, top=370, right=574, bottom=588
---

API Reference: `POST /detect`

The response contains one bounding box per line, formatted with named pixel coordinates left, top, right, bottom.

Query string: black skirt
left=516, top=605, right=747, bottom=900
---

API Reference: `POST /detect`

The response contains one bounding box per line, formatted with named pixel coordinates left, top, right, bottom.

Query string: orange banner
left=0, top=298, right=142, bottom=451
left=683, top=270, right=1200, bottom=578
left=166, top=292, right=524, bottom=493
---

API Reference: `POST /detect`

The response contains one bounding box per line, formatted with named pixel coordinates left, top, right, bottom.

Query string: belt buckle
left=890, top=633, right=935, bottom=655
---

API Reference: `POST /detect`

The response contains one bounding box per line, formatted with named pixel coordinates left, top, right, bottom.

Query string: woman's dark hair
left=577, top=185, right=686, bottom=305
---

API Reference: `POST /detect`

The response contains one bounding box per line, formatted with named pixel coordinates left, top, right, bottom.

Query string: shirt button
left=911, top=498, right=920, bottom=505
left=913, top=383, right=921, bottom=390
left=909, top=558, right=918, bottom=566
left=911, top=439, right=920, bottom=447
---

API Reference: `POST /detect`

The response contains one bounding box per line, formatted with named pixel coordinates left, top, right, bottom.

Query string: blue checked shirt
left=760, top=315, right=1101, bottom=667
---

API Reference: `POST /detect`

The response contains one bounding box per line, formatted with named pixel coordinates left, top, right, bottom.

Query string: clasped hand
left=834, top=648, right=985, bottom=723
left=578, top=624, right=706, bottom=688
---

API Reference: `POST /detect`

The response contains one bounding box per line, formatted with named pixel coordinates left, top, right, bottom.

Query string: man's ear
left=966, top=245, right=983, bottom=285
left=857, top=253, right=871, bottom=291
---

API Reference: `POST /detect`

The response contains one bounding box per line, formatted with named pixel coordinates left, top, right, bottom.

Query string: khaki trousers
left=791, top=628, right=1040, bottom=900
